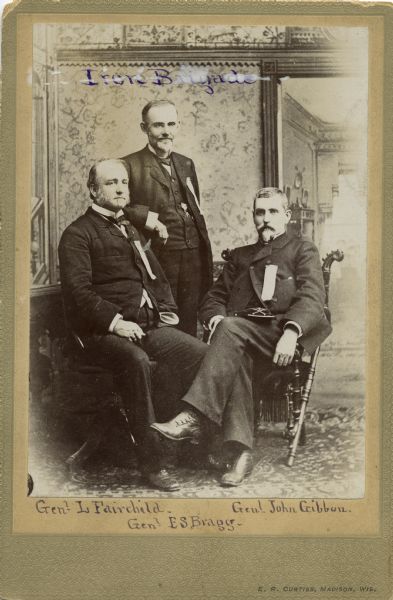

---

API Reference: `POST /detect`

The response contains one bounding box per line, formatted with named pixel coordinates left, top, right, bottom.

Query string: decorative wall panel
left=53, top=24, right=124, bottom=48
left=48, top=24, right=357, bottom=50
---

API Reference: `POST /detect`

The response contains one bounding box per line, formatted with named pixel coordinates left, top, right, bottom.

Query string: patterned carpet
left=29, top=405, right=365, bottom=499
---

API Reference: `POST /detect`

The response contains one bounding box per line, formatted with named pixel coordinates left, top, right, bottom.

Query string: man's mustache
left=257, top=225, right=275, bottom=232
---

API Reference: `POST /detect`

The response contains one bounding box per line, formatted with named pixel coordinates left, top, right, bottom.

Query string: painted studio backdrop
left=29, top=23, right=368, bottom=497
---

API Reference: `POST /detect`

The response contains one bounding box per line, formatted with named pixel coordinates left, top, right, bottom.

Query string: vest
left=159, top=160, right=200, bottom=251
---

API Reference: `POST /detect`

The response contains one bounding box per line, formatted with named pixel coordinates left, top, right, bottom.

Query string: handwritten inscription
left=34, top=498, right=351, bottom=533
left=232, top=499, right=350, bottom=514
left=36, top=499, right=71, bottom=515
left=74, top=499, right=164, bottom=515
left=80, top=66, right=267, bottom=95
left=167, top=514, right=238, bottom=532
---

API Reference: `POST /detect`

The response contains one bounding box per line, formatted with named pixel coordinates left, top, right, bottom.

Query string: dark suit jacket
left=58, top=207, right=177, bottom=336
left=199, top=232, right=332, bottom=354
left=121, top=145, right=213, bottom=298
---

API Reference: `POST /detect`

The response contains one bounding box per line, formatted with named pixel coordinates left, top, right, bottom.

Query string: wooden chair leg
left=287, top=400, right=307, bottom=466
left=65, top=412, right=111, bottom=472
left=284, top=383, right=294, bottom=440
left=286, top=347, right=319, bottom=466
left=285, top=352, right=301, bottom=446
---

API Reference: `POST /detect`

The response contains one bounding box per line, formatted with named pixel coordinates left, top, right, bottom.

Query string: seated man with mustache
left=58, top=159, right=207, bottom=492
left=151, top=187, right=332, bottom=486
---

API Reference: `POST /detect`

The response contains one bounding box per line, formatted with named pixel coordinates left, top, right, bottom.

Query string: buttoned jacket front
left=199, top=232, right=332, bottom=354
left=58, top=208, right=177, bottom=337
left=121, top=145, right=213, bottom=298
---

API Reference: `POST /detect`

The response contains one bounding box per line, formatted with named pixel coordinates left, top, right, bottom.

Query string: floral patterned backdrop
left=57, top=62, right=263, bottom=259
left=49, top=23, right=354, bottom=49
left=34, top=23, right=360, bottom=261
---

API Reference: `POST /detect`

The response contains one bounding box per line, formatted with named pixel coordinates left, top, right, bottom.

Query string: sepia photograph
left=2, top=3, right=392, bottom=599
left=27, top=21, right=369, bottom=501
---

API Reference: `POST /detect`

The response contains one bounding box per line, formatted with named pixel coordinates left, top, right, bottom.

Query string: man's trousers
left=156, top=247, right=202, bottom=337
left=181, top=316, right=283, bottom=450
left=82, top=326, right=207, bottom=470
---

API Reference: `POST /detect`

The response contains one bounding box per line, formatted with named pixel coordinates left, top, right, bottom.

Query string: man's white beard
left=259, top=227, right=275, bottom=243
left=157, top=139, right=173, bottom=156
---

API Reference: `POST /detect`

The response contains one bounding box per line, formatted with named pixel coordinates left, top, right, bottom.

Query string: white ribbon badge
left=261, top=264, right=278, bottom=301
left=134, top=240, right=157, bottom=280
left=186, top=177, right=203, bottom=215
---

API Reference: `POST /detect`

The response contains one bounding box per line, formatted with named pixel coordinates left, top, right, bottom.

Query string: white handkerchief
left=134, top=240, right=157, bottom=280
left=261, top=264, right=278, bottom=301
left=186, top=177, right=203, bottom=214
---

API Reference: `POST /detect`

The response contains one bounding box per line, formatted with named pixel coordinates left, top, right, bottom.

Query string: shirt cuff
left=145, top=211, right=159, bottom=231
left=284, top=321, right=303, bottom=337
left=109, top=313, right=123, bottom=332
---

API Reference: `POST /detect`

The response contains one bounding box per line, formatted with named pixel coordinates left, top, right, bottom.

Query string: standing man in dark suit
left=151, top=188, right=332, bottom=487
left=121, top=99, right=213, bottom=337
left=58, top=159, right=207, bottom=491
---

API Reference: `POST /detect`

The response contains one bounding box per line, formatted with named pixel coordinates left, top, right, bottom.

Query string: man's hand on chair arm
left=273, top=323, right=301, bottom=367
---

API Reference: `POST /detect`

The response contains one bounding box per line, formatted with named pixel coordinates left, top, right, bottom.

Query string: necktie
left=158, top=156, right=172, bottom=167
left=107, top=215, right=134, bottom=238
left=116, top=214, right=132, bottom=228
left=107, top=214, right=128, bottom=227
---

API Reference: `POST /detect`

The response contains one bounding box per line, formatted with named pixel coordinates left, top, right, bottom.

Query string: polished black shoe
left=141, top=468, right=180, bottom=492
left=220, top=450, right=253, bottom=487
left=151, top=409, right=203, bottom=444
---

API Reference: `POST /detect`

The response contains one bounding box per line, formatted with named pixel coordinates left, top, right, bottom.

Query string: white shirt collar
left=91, top=203, right=124, bottom=220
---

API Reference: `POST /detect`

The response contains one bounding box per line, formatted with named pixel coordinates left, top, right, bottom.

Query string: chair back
left=321, top=249, right=344, bottom=322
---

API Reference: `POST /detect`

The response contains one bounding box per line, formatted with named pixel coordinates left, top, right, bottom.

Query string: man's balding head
left=87, top=159, right=129, bottom=212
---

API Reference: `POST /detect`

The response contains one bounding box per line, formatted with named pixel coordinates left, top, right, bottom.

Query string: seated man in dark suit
left=152, top=188, right=332, bottom=487
left=58, top=159, right=207, bottom=491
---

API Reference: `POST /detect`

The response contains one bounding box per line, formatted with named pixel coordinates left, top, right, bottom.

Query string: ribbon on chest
left=261, top=264, right=278, bottom=301
left=110, top=216, right=157, bottom=281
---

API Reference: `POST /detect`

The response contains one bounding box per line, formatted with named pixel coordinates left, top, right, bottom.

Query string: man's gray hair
left=87, top=159, right=129, bottom=199
left=253, top=187, right=289, bottom=211
left=141, top=99, right=177, bottom=123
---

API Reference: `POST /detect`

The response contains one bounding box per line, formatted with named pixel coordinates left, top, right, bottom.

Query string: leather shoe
left=220, top=450, right=253, bottom=487
left=141, top=468, right=180, bottom=492
left=151, top=409, right=203, bottom=444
